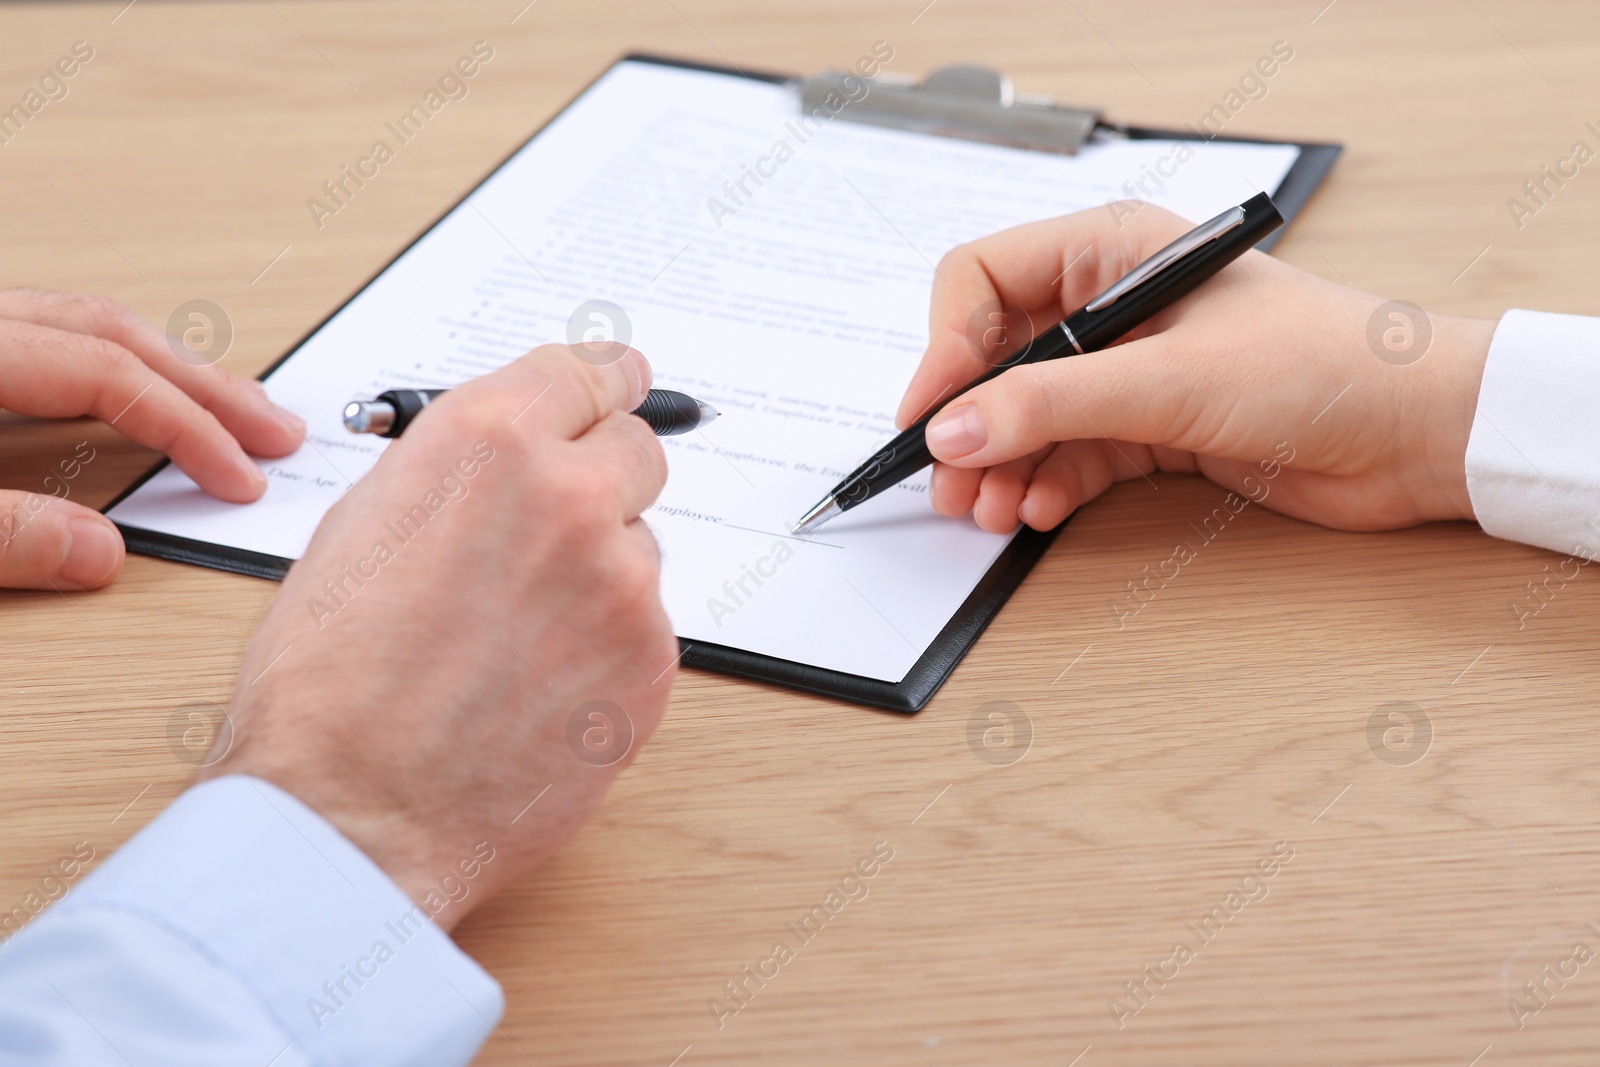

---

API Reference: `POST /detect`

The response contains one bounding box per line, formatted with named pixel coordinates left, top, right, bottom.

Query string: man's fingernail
left=926, top=404, right=988, bottom=459
left=250, top=382, right=303, bottom=432
left=626, top=348, right=651, bottom=405
left=61, top=518, right=122, bottom=586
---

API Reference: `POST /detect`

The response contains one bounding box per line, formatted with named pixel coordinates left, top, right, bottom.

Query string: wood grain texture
left=2, top=1, right=1598, bottom=1063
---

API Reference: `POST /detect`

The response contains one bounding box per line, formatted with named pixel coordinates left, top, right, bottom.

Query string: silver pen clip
left=1084, top=204, right=1246, bottom=313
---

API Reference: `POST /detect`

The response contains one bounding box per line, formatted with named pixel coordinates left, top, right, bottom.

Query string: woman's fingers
left=932, top=438, right=1170, bottom=532
left=0, top=319, right=270, bottom=501
left=0, top=289, right=304, bottom=458
left=896, top=203, right=1197, bottom=430
left=1017, top=440, right=1118, bottom=531
left=0, top=491, right=124, bottom=590
left=971, top=449, right=1051, bottom=533
left=923, top=334, right=1208, bottom=471
left=929, top=462, right=983, bottom=517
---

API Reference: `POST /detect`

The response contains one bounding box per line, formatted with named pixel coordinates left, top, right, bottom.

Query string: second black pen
left=342, top=387, right=718, bottom=438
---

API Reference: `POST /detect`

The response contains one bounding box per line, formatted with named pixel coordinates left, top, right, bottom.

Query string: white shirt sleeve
left=0, top=775, right=502, bottom=1066
left=1466, top=308, right=1600, bottom=557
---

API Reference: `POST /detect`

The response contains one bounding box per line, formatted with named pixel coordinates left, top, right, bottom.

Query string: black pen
left=342, top=387, right=718, bottom=438
left=791, top=192, right=1285, bottom=534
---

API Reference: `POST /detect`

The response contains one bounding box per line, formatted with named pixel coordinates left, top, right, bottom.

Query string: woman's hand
left=0, top=289, right=304, bottom=590
left=896, top=202, right=1496, bottom=534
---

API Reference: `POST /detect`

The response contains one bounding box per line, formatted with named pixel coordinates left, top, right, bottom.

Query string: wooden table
left=3, top=1, right=1598, bottom=1063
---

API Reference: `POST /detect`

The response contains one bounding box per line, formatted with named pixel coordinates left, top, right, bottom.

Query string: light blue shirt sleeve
left=0, top=775, right=503, bottom=1066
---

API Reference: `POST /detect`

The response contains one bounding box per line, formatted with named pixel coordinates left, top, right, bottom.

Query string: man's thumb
left=0, top=491, right=124, bottom=590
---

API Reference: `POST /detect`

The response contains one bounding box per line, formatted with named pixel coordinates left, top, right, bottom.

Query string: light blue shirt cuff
left=45, top=774, right=502, bottom=1065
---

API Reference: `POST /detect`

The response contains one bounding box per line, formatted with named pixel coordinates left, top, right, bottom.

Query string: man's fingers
left=897, top=203, right=1196, bottom=430
left=0, top=289, right=305, bottom=457
left=447, top=343, right=651, bottom=443
left=0, top=320, right=269, bottom=502
left=923, top=336, right=1202, bottom=470
left=0, top=491, right=124, bottom=590
left=572, top=408, right=669, bottom=521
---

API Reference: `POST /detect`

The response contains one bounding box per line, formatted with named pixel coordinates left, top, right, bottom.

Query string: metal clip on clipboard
left=794, top=65, right=1103, bottom=155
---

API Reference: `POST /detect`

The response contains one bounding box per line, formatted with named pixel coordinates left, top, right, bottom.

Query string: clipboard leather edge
left=116, top=524, right=291, bottom=582
left=104, top=51, right=1342, bottom=715
left=680, top=519, right=1065, bottom=714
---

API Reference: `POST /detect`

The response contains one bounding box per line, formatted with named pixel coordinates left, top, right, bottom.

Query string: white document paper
left=110, top=60, right=1299, bottom=682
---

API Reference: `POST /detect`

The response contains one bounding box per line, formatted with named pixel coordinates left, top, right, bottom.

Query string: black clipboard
left=107, top=53, right=1340, bottom=713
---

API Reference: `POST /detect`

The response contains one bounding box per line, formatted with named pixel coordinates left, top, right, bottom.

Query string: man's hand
left=0, top=289, right=305, bottom=590
left=204, top=344, right=676, bottom=930
left=896, top=203, right=1496, bottom=534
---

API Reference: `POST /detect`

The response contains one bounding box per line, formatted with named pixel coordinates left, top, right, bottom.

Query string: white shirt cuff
left=54, top=774, right=503, bottom=1065
left=1466, top=308, right=1600, bottom=557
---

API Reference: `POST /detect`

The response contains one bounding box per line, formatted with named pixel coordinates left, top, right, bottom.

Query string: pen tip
left=697, top=400, right=719, bottom=425
left=791, top=495, right=841, bottom=535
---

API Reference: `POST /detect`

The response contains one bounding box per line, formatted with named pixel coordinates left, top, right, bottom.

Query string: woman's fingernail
left=243, top=459, right=268, bottom=488
left=926, top=404, right=988, bottom=459
left=280, top=407, right=307, bottom=435
left=61, top=518, right=122, bottom=586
